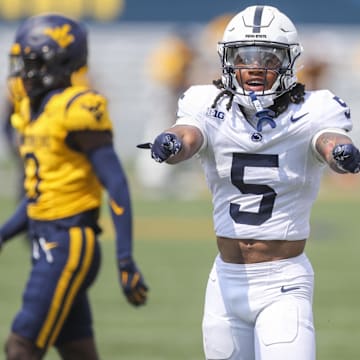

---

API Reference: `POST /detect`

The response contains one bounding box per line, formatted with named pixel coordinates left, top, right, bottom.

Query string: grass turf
left=0, top=175, right=359, bottom=359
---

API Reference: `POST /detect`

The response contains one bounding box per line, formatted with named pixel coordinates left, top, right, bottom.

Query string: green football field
left=0, top=174, right=359, bottom=359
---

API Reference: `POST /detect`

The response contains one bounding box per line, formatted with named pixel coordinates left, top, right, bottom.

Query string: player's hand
left=151, top=132, right=182, bottom=163
left=332, top=143, right=360, bottom=173
left=118, top=258, right=148, bottom=307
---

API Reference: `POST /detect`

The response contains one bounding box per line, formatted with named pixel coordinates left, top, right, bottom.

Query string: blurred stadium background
left=0, top=0, right=360, bottom=165
left=0, top=1, right=360, bottom=359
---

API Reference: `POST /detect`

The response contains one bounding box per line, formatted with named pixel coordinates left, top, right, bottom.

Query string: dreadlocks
left=211, top=79, right=235, bottom=111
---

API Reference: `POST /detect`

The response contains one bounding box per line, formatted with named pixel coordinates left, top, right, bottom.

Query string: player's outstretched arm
left=138, top=125, right=204, bottom=164
left=315, top=131, right=360, bottom=174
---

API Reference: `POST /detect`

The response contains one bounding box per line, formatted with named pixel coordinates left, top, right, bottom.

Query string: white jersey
left=176, top=85, right=352, bottom=240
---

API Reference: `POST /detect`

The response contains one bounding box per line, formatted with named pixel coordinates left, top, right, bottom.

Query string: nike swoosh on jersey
left=281, top=285, right=300, bottom=293
left=290, top=112, right=309, bottom=123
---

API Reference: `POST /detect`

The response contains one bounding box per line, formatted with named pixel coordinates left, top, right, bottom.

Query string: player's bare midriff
left=217, top=236, right=306, bottom=264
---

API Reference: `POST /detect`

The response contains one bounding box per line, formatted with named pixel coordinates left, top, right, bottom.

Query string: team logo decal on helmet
left=43, top=24, right=75, bottom=48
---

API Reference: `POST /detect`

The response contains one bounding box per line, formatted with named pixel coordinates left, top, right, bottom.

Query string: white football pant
left=202, top=253, right=315, bottom=360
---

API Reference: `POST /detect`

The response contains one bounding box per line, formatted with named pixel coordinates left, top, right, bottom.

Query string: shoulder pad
left=178, top=85, right=220, bottom=118
left=63, top=87, right=113, bottom=132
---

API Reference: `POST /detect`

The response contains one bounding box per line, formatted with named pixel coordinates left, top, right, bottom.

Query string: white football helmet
left=217, top=5, right=303, bottom=110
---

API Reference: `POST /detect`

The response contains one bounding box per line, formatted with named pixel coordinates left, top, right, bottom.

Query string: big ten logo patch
left=206, top=108, right=225, bottom=120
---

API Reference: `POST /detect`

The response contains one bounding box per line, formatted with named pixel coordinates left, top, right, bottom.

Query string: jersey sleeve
left=311, top=90, right=352, bottom=133
left=175, top=85, right=215, bottom=151
left=63, top=90, right=113, bottom=132
left=309, top=90, right=353, bottom=162
left=87, top=145, right=133, bottom=261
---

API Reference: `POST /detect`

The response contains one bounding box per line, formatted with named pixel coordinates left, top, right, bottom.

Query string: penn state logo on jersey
left=251, top=132, right=263, bottom=142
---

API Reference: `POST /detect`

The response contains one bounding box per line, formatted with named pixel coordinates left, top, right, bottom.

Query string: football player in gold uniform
left=0, top=13, right=148, bottom=360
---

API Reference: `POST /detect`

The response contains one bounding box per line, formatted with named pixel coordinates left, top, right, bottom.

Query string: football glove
left=332, top=143, right=360, bottom=173
left=151, top=132, right=182, bottom=163
left=118, top=258, right=148, bottom=307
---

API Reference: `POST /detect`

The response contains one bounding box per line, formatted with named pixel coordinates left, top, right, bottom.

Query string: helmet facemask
left=218, top=41, right=301, bottom=109
left=19, top=49, right=71, bottom=98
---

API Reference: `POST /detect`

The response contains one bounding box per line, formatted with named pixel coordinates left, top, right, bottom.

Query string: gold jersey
left=11, top=86, right=113, bottom=221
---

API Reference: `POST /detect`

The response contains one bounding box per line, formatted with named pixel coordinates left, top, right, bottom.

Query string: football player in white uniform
left=138, top=5, right=360, bottom=360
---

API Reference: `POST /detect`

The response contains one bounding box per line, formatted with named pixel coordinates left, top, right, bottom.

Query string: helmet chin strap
left=234, top=90, right=275, bottom=110
left=249, top=91, right=276, bottom=132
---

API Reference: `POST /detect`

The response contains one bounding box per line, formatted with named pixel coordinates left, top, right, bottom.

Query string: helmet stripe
left=252, top=6, right=264, bottom=33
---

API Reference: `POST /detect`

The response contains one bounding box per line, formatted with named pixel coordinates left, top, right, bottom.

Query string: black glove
left=151, top=132, right=182, bottom=163
left=118, top=258, right=148, bottom=307
left=332, top=143, right=360, bottom=173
